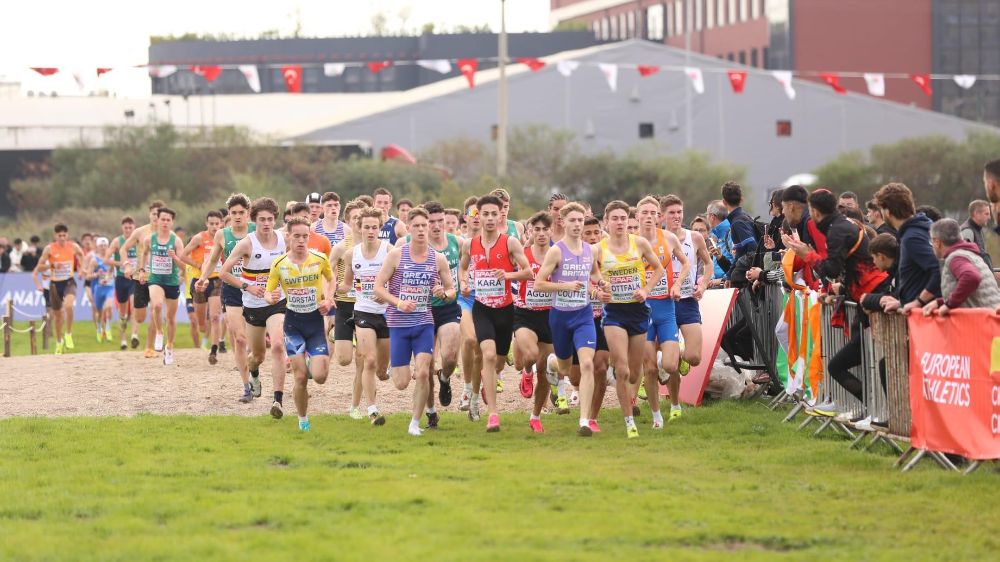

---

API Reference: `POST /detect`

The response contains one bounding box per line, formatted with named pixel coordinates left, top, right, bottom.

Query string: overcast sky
left=0, top=0, right=551, bottom=97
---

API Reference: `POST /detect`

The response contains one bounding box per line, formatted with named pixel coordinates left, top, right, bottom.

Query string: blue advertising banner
left=0, top=273, right=190, bottom=323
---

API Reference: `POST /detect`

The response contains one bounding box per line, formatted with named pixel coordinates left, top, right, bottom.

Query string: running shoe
left=208, top=350, right=218, bottom=365
left=652, top=418, right=664, bottom=430
left=54, top=341, right=64, bottom=355
left=163, top=348, right=174, bottom=366
left=426, top=412, right=439, bottom=429
left=95, top=329, right=102, bottom=343
left=408, top=424, right=423, bottom=437
left=468, top=400, right=481, bottom=422
left=556, top=396, right=570, bottom=415
left=298, top=419, right=311, bottom=432
left=570, top=390, right=579, bottom=407
left=519, top=369, right=534, bottom=399
left=496, top=377, right=504, bottom=393
left=626, top=422, right=639, bottom=439
left=120, top=339, right=127, bottom=351
left=588, top=419, right=602, bottom=433
left=678, top=358, right=691, bottom=377
left=370, top=412, right=386, bottom=426
left=638, top=381, right=648, bottom=400
left=606, top=369, right=615, bottom=386
left=577, top=425, right=593, bottom=437
left=239, top=385, right=253, bottom=403
left=143, top=348, right=155, bottom=359
left=349, top=407, right=363, bottom=420
left=669, top=407, right=682, bottom=422
left=529, top=418, right=544, bottom=433
left=153, top=334, right=163, bottom=352
left=486, top=413, right=500, bottom=433
left=657, top=368, right=671, bottom=385
left=218, top=341, right=227, bottom=353
left=64, top=333, right=75, bottom=350
left=270, top=401, right=283, bottom=419
left=130, top=334, right=140, bottom=349
left=437, top=370, right=452, bottom=407
left=459, top=392, right=470, bottom=412
left=250, top=377, right=262, bottom=398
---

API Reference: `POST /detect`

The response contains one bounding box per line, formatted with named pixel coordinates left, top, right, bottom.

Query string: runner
left=397, top=201, right=463, bottom=428
left=328, top=200, right=371, bottom=420
left=396, top=199, right=413, bottom=225
left=305, top=192, right=323, bottom=223
left=107, top=216, right=140, bottom=350
left=32, top=223, right=84, bottom=354
left=457, top=196, right=483, bottom=416
left=459, top=194, right=534, bottom=432
left=532, top=204, right=606, bottom=436
left=79, top=232, right=97, bottom=339
left=373, top=187, right=407, bottom=244
left=82, top=237, right=116, bottom=342
left=264, top=217, right=336, bottom=432
left=375, top=207, right=457, bottom=436
left=513, top=212, right=555, bottom=423
left=490, top=188, right=526, bottom=241
left=661, top=194, right=714, bottom=420
left=580, top=215, right=612, bottom=431
left=595, top=200, right=665, bottom=439
left=136, top=207, right=185, bottom=366
left=179, top=210, right=224, bottom=363
left=547, top=193, right=569, bottom=243
left=635, top=196, right=689, bottom=429
left=340, top=207, right=393, bottom=426
left=221, top=197, right=288, bottom=419
left=444, top=208, right=462, bottom=235
left=121, top=201, right=166, bottom=357
left=201, top=193, right=255, bottom=403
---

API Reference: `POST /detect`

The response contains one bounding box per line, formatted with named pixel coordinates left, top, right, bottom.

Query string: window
left=763, top=46, right=770, bottom=69
left=751, top=0, right=761, bottom=19
left=727, top=52, right=735, bottom=61
left=729, top=0, right=737, bottom=24
left=610, top=15, right=618, bottom=39
left=627, top=11, right=636, bottom=38
left=740, top=0, right=749, bottom=21
left=718, top=0, right=726, bottom=26
left=738, top=50, right=746, bottom=64
left=751, top=47, right=758, bottom=67
left=707, top=0, right=715, bottom=28
left=695, top=0, right=703, bottom=31
left=647, top=4, right=665, bottom=40
left=639, top=122, right=655, bottom=138
left=592, top=19, right=600, bottom=38
left=776, top=120, right=792, bottom=137
left=676, top=1, right=684, bottom=35
left=619, top=13, right=627, bottom=38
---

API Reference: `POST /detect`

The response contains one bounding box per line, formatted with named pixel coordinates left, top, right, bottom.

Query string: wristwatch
left=241, top=282, right=249, bottom=291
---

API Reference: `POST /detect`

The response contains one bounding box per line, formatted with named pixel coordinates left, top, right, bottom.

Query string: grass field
left=3, top=320, right=196, bottom=357
left=1, top=402, right=997, bottom=561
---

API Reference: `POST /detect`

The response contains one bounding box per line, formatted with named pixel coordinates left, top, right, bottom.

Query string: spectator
left=19, top=235, right=42, bottom=272
left=983, top=158, right=1000, bottom=237
left=8, top=238, right=26, bottom=272
left=915, top=204, right=942, bottom=223
left=865, top=199, right=897, bottom=237
left=690, top=216, right=724, bottom=288
left=922, top=219, right=1000, bottom=315
left=860, top=233, right=899, bottom=312
left=719, top=181, right=758, bottom=280
left=779, top=185, right=827, bottom=289
left=838, top=191, right=860, bottom=212
left=705, top=199, right=734, bottom=279
left=763, top=188, right=786, bottom=253
left=872, top=183, right=941, bottom=313
left=0, top=237, right=10, bottom=273
left=960, top=200, right=997, bottom=281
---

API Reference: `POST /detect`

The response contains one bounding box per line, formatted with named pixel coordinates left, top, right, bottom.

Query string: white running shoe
left=154, top=334, right=164, bottom=352
left=349, top=407, right=363, bottom=420
left=459, top=393, right=471, bottom=412
left=408, top=425, right=423, bottom=437
left=569, top=390, right=580, bottom=407
left=162, top=348, right=174, bottom=365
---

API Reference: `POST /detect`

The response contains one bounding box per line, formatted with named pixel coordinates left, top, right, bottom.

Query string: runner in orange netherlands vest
left=33, top=223, right=84, bottom=354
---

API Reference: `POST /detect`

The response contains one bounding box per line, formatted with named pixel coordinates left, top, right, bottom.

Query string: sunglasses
left=466, top=208, right=479, bottom=218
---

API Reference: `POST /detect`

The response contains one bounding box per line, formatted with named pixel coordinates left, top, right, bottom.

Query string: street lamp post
left=497, top=0, right=509, bottom=178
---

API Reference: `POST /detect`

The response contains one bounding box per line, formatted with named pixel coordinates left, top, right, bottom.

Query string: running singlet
left=333, top=233, right=356, bottom=303
left=315, top=220, right=346, bottom=248
left=516, top=246, right=551, bottom=310
left=113, top=235, right=137, bottom=278
left=644, top=229, right=675, bottom=300
left=551, top=240, right=592, bottom=312
left=93, top=255, right=115, bottom=287
left=189, top=231, right=219, bottom=279
left=241, top=232, right=286, bottom=309
left=386, top=244, right=437, bottom=327
left=379, top=216, right=399, bottom=245
left=506, top=219, right=520, bottom=239
left=148, top=233, right=180, bottom=286
left=222, top=224, right=256, bottom=277
left=672, top=229, right=698, bottom=299
left=470, top=234, right=513, bottom=308
left=599, top=235, right=645, bottom=304
left=266, top=251, right=333, bottom=314
left=47, top=243, right=76, bottom=282
left=409, top=233, right=460, bottom=307
left=352, top=241, right=390, bottom=314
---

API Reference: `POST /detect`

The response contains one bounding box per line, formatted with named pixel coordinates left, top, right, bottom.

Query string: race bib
left=554, top=287, right=587, bottom=309
left=286, top=287, right=317, bottom=314
left=399, top=284, right=431, bottom=312
left=474, top=270, right=505, bottom=298
left=607, top=269, right=641, bottom=303
left=52, top=261, right=73, bottom=281
left=524, top=281, right=553, bottom=308
left=357, top=274, right=377, bottom=302
left=647, top=269, right=669, bottom=298
left=151, top=254, right=172, bottom=275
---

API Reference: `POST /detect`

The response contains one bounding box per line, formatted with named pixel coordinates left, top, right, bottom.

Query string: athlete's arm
left=32, top=247, right=51, bottom=289
left=458, top=239, right=472, bottom=297
left=375, top=248, right=411, bottom=311
left=106, top=237, right=123, bottom=267
left=515, top=221, right=526, bottom=242
left=689, top=231, right=713, bottom=300
left=433, top=252, right=456, bottom=301
left=588, top=244, right=610, bottom=299
left=664, top=231, right=690, bottom=300
left=169, top=236, right=185, bottom=269
left=179, top=232, right=203, bottom=270
left=81, top=254, right=95, bottom=280
left=338, top=250, right=356, bottom=296
left=319, top=256, right=335, bottom=314
left=136, top=238, right=151, bottom=285
left=395, top=219, right=408, bottom=239
left=263, top=258, right=282, bottom=305
left=199, top=230, right=226, bottom=290
left=219, top=238, right=250, bottom=290
left=505, top=237, right=534, bottom=282
left=120, top=228, right=145, bottom=277
left=635, top=237, right=664, bottom=302
left=533, top=245, right=570, bottom=293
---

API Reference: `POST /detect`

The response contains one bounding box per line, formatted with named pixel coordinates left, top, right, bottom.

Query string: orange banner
left=908, top=309, right=1000, bottom=460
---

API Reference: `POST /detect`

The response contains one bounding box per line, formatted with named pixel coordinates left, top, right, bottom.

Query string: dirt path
left=0, top=348, right=624, bottom=418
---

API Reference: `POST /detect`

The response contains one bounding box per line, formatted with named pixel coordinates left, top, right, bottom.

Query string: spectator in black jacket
left=865, top=199, right=897, bottom=237
left=0, top=238, right=10, bottom=273
left=719, top=181, right=757, bottom=281
left=984, top=159, right=1000, bottom=239
left=18, top=236, right=42, bottom=272
left=961, top=200, right=996, bottom=280
left=872, top=183, right=941, bottom=313
left=860, top=234, right=899, bottom=312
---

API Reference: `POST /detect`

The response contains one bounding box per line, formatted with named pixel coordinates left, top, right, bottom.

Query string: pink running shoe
left=588, top=419, right=602, bottom=433
left=519, top=369, right=534, bottom=398
left=529, top=418, right=544, bottom=433
left=486, top=413, right=500, bottom=433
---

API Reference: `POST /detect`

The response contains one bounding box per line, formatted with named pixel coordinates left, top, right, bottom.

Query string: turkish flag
left=516, top=57, right=545, bottom=72
left=96, top=67, right=113, bottom=77
left=457, top=58, right=478, bottom=89
left=637, top=65, right=659, bottom=77
left=727, top=70, right=747, bottom=93
left=819, top=72, right=847, bottom=94
left=910, top=73, right=933, bottom=96
left=31, top=67, right=59, bottom=76
left=190, top=65, right=222, bottom=83
left=367, top=61, right=391, bottom=74
left=281, top=65, right=302, bottom=93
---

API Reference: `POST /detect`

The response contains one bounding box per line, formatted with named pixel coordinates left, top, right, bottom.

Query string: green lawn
left=1, top=403, right=997, bottom=561
left=3, top=320, right=196, bottom=356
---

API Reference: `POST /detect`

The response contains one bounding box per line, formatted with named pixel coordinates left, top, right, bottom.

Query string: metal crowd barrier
left=721, top=283, right=785, bottom=398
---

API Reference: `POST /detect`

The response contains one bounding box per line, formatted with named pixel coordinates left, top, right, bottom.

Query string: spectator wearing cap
left=871, top=183, right=940, bottom=314
left=865, top=199, right=897, bottom=238
left=961, top=200, right=997, bottom=283
left=922, top=218, right=1000, bottom=315
left=779, top=185, right=827, bottom=289
left=306, top=192, right=323, bottom=223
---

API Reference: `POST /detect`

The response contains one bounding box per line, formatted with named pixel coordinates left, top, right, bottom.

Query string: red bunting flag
left=367, top=61, right=391, bottom=74
left=516, top=57, right=545, bottom=72
left=31, top=67, right=59, bottom=76
left=190, top=65, right=222, bottom=83
left=637, top=65, right=659, bottom=77
left=727, top=70, right=747, bottom=94
left=819, top=72, right=847, bottom=94
left=910, top=73, right=933, bottom=96
left=96, top=68, right=113, bottom=77
left=281, top=65, right=302, bottom=93
left=457, top=59, right=478, bottom=89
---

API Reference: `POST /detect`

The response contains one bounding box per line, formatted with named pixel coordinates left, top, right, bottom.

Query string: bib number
left=151, top=254, right=172, bottom=275
left=524, top=281, right=552, bottom=308
left=474, top=270, right=505, bottom=298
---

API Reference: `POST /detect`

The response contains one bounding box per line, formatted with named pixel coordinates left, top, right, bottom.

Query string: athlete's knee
left=336, top=352, right=352, bottom=367
left=393, top=374, right=409, bottom=391
left=312, top=367, right=329, bottom=385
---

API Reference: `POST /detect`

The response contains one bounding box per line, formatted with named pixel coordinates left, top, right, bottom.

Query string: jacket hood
left=899, top=214, right=932, bottom=237
left=943, top=240, right=982, bottom=258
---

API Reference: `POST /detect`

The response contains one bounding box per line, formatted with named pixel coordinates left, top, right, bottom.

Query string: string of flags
left=26, top=58, right=999, bottom=98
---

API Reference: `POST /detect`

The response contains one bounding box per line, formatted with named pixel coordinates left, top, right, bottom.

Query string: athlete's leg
left=246, top=323, right=267, bottom=378
left=604, top=326, right=633, bottom=413
left=514, top=328, right=540, bottom=377
left=437, top=322, right=460, bottom=381
left=576, top=347, right=596, bottom=422
left=479, top=339, right=498, bottom=413
left=164, top=297, right=178, bottom=349
left=208, top=295, right=222, bottom=347
left=592, top=349, right=610, bottom=419
left=190, top=301, right=203, bottom=348
left=356, top=327, right=378, bottom=411
left=225, top=306, right=249, bottom=384
left=680, top=323, right=703, bottom=367
left=148, top=285, right=165, bottom=344
left=460, top=312, right=480, bottom=394
left=411, top=351, right=432, bottom=420
left=291, top=353, right=310, bottom=417
left=265, top=313, right=287, bottom=397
